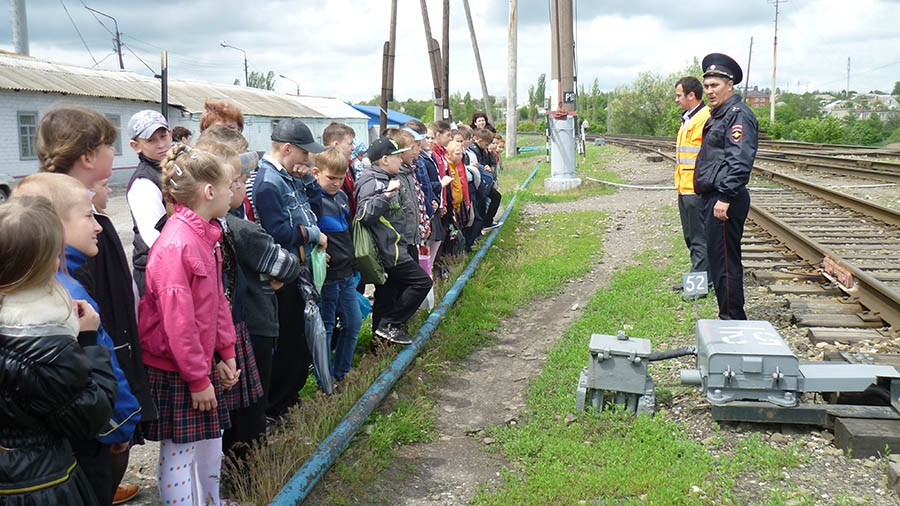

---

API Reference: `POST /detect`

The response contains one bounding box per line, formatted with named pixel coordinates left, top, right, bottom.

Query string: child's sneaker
left=375, top=323, right=413, bottom=345
left=483, top=221, right=503, bottom=231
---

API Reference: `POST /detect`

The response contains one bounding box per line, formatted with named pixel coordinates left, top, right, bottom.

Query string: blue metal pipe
left=269, top=162, right=542, bottom=505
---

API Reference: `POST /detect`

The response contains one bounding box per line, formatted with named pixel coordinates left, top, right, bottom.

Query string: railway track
left=604, top=135, right=900, bottom=349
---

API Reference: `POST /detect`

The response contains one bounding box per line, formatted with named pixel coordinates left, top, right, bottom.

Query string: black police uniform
left=694, top=54, right=759, bottom=320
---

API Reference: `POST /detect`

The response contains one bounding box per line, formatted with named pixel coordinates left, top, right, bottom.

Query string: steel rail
left=755, top=154, right=900, bottom=184
left=748, top=204, right=900, bottom=332
left=752, top=165, right=900, bottom=228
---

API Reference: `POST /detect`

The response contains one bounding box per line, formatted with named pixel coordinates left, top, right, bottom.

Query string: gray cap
left=127, top=110, right=169, bottom=140
left=271, top=118, right=325, bottom=153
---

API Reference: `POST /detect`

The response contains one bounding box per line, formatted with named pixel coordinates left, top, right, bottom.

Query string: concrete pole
left=770, top=0, right=782, bottom=125
left=462, top=0, right=493, bottom=124
left=545, top=0, right=580, bottom=192
left=9, top=0, right=29, bottom=56
left=505, top=0, right=518, bottom=159
left=442, top=0, right=450, bottom=120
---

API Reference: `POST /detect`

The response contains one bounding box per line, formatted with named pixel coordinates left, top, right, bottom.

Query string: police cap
left=702, top=53, right=743, bottom=85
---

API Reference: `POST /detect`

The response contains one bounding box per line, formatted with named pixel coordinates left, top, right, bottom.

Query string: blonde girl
left=0, top=196, right=118, bottom=505
left=138, top=144, right=239, bottom=506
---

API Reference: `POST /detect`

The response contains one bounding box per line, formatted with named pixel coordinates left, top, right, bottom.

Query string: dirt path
left=325, top=154, right=674, bottom=505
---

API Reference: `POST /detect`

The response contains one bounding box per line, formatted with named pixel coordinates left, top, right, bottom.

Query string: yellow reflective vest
left=675, top=104, right=710, bottom=194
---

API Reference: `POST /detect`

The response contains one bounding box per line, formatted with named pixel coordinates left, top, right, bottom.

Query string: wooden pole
left=380, top=0, right=398, bottom=135
left=462, top=0, right=493, bottom=124
left=506, top=0, right=518, bottom=158
left=419, top=0, right=444, bottom=122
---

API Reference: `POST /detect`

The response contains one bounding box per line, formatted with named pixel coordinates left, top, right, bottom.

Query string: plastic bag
left=353, top=219, right=386, bottom=285
left=304, top=298, right=333, bottom=395
left=419, top=286, right=435, bottom=311
left=310, top=247, right=327, bottom=293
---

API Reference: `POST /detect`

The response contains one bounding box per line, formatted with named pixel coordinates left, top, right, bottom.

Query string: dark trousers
left=224, top=334, right=272, bottom=458
left=71, top=439, right=112, bottom=506
left=678, top=192, right=709, bottom=276
left=464, top=193, right=485, bottom=249
left=485, top=187, right=502, bottom=225
left=267, top=281, right=311, bottom=418
left=372, top=251, right=433, bottom=331
left=705, top=188, right=750, bottom=320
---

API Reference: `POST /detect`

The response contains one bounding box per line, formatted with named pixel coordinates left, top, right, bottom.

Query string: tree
left=245, top=70, right=276, bottom=90
left=893, top=81, right=900, bottom=96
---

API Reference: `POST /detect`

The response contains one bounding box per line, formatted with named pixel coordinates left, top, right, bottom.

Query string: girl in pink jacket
left=138, top=143, right=239, bottom=506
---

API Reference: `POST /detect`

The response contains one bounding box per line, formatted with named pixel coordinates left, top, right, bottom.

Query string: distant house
left=0, top=52, right=368, bottom=182
left=745, top=89, right=770, bottom=107
left=821, top=93, right=900, bottom=121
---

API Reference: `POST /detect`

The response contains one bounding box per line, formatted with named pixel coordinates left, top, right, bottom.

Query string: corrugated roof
left=0, top=53, right=367, bottom=121
left=0, top=52, right=166, bottom=104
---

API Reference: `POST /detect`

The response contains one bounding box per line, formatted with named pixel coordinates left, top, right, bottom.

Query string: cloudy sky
left=3, top=0, right=900, bottom=105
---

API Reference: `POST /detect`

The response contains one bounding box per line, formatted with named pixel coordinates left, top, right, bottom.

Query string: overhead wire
left=59, top=0, right=97, bottom=64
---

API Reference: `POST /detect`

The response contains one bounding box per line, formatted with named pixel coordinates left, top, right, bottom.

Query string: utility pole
left=847, top=57, right=851, bottom=97
left=380, top=0, right=398, bottom=134
left=769, top=0, right=785, bottom=125
left=505, top=0, right=518, bottom=159
left=85, top=5, right=124, bottom=69
left=462, top=0, right=493, bottom=124
left=220, top=41, right=248, bottom=86
left=442, top=0, right=450, bottom=120
left=743, top=36, right=753, bottom=101
left=9, top=0, right=29, bottom=55
left=418, top=0, right=444, bottom=122
left=545, top=0, right=580, bottom=192
left=160, top=51, right=168, bottom=120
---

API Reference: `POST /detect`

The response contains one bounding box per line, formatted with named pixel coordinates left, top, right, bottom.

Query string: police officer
left=693, top=53, right=759, bottom=320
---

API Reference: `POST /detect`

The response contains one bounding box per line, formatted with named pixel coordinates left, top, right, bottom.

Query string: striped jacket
left=675, top=103, right=710, bottom=194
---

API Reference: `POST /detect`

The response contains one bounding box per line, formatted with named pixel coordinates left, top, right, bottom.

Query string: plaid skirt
left=223, top=321, right=263, bottom=410
left=144, top=366, right=231, bottom=444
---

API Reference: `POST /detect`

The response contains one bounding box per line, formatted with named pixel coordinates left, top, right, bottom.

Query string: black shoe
left=483, top=221, right=503, bottom=231
left=375, top=323, right=413, bottom=345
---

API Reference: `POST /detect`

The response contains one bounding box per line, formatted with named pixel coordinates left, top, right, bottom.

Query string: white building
left=0, top=51, right=368, bottom=194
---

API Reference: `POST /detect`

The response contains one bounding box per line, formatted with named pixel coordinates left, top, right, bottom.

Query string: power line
left=122, top=43, right=157, bottom=75
left=59, top=0, right=97, bottom=64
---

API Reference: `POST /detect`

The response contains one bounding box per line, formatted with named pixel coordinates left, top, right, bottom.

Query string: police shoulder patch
left=730, top=125, right=744, bottom=143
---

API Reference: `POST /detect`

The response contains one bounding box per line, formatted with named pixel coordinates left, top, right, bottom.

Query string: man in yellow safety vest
left=674, top=76, right=711, bottom=289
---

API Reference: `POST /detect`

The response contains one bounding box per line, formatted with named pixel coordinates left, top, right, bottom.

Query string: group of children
left=0, top=104, right=505, bottom=506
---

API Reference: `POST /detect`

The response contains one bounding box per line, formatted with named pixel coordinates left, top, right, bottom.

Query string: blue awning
left=350, top=104, right=421, bottom=130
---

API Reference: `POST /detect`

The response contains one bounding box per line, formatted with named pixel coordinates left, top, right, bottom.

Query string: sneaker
left=375, top=323, right=413, bottom=345
left=112, top=484, right=140, bottom=505
left=483, top=221, right=503, bottom=231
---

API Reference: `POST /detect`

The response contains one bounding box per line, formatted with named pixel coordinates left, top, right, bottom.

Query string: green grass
left=467, top=210, right=809, bottom=505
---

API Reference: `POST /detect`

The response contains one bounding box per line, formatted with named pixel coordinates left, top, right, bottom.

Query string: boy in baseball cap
left=355, top=137, right=431, bottom=345
left=125, top=110, right=172, bottom=295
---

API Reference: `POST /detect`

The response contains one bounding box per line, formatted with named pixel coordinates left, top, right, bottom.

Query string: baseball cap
left=367, top=137, right=408, bottom=161
left=271, top=118, right=325, bottom=153
left=128, top=110, right=169, bottom=140
left=238, top=151, right=260, bottom=175
left=402, top=127, right=426, bottom=141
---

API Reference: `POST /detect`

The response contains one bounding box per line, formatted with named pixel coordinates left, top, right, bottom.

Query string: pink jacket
left=139, top=203, right=236, bottom=392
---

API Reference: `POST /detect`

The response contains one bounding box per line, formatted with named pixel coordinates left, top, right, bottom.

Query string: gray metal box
left=696, top=320, right=800, bottom=406
left=586, top=332, right=652, bottom=394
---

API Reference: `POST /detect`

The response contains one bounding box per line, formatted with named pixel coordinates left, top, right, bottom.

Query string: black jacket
left=693, top=94, right=759, bottom=202
left=73, top=212, right=158, bottom=424
left=0, top=325, right=117, bottom=504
